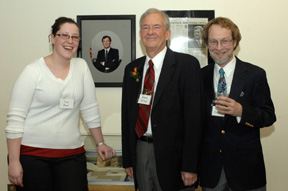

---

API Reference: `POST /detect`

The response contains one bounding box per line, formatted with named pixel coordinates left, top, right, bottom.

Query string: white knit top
left=6, top=57, right=101, bottom=149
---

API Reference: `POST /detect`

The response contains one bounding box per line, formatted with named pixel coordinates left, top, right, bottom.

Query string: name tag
left=59, top=98, right=74, bottom=109
left=212, top=106, right=224, bottom=117
left=137, top=94, right=152, bottom=105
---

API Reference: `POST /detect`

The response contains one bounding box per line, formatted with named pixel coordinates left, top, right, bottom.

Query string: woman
left=6, top=17, right=115, bottom=191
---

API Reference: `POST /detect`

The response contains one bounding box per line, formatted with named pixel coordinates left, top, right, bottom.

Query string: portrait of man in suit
left=121, top=8, right=203, bottom=191
left=199, top=17, right=276, bottom=191
left=93, top=35, right=120, bottom=73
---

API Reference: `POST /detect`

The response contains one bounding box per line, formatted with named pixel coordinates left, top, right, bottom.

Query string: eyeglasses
left=208, top=39, right=233, bottom=47
left=55, top=34, right=81, bottom=42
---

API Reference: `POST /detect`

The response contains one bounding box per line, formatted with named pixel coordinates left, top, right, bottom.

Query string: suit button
left=219, top=149, right=222, bottom=153
left=221, top=130, right=225, bottom=134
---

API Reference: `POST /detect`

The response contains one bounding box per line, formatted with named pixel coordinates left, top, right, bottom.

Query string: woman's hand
left=97, top=144, right=116, bottom=161
left=8, top=160, right=24, bottom=187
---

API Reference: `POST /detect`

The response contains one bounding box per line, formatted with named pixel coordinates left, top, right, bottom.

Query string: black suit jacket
left=121, top=47, right=203, bottom=191
left=94, top=48, right=119, bottom=73
left=200, top=57, right=276, bottom=190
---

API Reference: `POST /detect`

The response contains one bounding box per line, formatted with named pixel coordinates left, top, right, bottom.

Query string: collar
left=145, top=46, right=167, bottom=70
left=214, top=56, right=236, bottom=78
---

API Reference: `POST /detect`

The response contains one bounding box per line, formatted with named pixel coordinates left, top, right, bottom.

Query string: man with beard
left=199, top=17, right=276, bottom=191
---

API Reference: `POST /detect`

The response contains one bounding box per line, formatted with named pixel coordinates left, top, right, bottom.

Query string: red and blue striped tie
left=135, top=60, right=155, bottom=137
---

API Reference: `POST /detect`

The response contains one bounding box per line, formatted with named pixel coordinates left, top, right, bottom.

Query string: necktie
left=135, top=60, right=155, bottom=137
left=217, top=68, right=227, bottom=96
left=105, top=50, right=108, bottom=62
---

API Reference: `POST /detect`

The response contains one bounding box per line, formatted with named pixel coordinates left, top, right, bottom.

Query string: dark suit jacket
left=200, top=57, right=276, bottom=190
left=121, top=47, right=203, bottom=191
left=94, top=48, right=119, bottom=73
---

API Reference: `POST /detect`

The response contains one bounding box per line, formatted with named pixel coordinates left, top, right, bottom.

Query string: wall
left=1, top=0, right=287, bottom=190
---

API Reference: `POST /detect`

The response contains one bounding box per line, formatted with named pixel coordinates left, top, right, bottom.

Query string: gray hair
left=139, top=8, right=170, bottom=31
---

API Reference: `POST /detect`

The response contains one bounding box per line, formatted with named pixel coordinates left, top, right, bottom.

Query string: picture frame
left=77, top=15, right=136, bottom=87
left=163, top=10, right=215, bottom=67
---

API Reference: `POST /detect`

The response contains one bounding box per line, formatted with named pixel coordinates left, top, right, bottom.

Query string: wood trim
left=88, top=184, right=134, bottom=191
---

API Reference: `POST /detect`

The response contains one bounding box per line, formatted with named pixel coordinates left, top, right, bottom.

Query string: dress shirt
left=213, top=56, right=236, bottom=95
left=105, top=48, right=110, bottom=60
left=141, top=46, right=167, bottom=137
left=213, top=56, right=241, bottom=122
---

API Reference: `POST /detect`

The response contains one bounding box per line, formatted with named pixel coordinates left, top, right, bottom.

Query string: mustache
left=213, top=50, right=227, bottom=54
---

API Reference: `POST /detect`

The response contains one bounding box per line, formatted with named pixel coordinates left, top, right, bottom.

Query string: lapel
left=204, top=64, right=215, bottom=103
left=108, top=48, right=113, bottom=56
left=101, top=49, right=105, bottom=56
left=229, top=57, right=247, bottom=102
left=135, top=57, right=146, bottom=94
left=152, top=48, right=175, bottom=109
left=221, top=57, right=247, bottom=122
left=204, top=57, right=247, bottom=102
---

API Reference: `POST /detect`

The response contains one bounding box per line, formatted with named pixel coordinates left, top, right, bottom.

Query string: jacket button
left=221, top=130, right=225, bottom=134
left=219, top=149, right=222, bottom=153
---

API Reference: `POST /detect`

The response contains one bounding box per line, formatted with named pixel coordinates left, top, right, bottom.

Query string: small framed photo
left=77, top=15, right=136, bottom=87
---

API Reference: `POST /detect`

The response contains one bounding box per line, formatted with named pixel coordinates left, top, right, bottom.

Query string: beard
left=209, top=49, right=233, bottom=65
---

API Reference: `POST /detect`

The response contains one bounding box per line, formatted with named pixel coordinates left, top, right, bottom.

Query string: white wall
left=1, top=0, right=287, bottom=190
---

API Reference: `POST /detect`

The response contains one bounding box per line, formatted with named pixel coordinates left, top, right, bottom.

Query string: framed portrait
left=77, top=15, right=136, bottom=87
left=163, top=10, right=215, bottom=68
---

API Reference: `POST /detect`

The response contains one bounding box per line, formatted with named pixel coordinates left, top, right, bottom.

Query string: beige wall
left=1, top=0, right=287, bottom=190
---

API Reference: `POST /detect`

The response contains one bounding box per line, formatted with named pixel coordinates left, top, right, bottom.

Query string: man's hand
left=125, top=167, right=134, bottom=178
left=181, top=172, right=197, bottom=186
left=215, top=96, right=242, bottom=117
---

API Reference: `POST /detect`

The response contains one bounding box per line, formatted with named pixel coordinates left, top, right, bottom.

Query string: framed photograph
left=77, top=15, right=136, bottom=87
left=163, top=10, right=215, bottom=67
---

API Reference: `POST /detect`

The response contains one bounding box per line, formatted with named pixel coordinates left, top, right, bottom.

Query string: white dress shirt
left=213, top=56, right=236, bottom=95
left=213, top=56, right=241, bottom=122
left=141, top=46, right=167, bottom=137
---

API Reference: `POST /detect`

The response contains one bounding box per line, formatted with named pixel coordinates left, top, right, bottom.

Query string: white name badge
left=137, top=94, right=152, bottom=105
left=59, top=99, right=74, bottom=109
left=212, top=106, right=224, bottom=117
